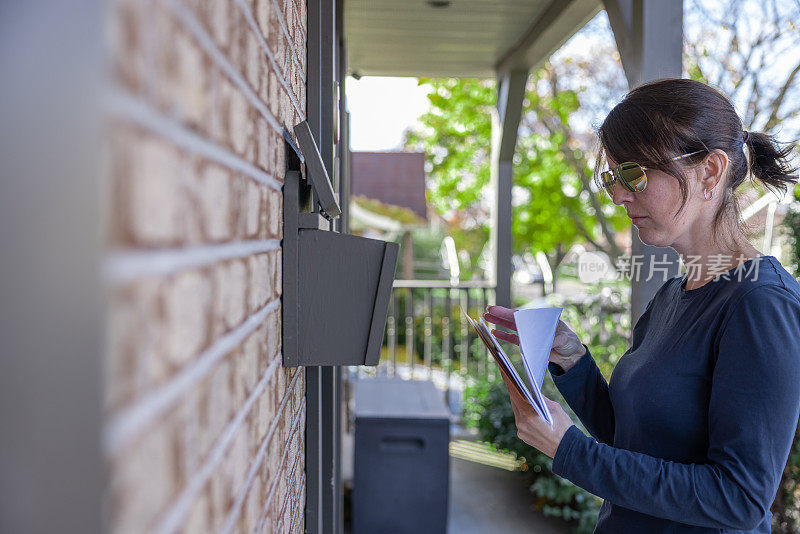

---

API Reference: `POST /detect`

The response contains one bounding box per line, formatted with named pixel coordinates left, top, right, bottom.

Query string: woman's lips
left=631, top=216, right=647, bottom=224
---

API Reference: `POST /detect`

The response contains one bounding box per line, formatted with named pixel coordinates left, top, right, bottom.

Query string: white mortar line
left=268, top=0, right=307, bottom=83
left=152, top=353, right=282, bottom=534
left=164, top=0, right=305, bottom=130
left=251, top=400, right=305, bottom=534
left=274, top=441, right=304, bottom=530
left=284, top=6, right=307, bottom=83
left=234, top=0, right=305, bottom=117
left=107, top=90, right=282, bottom=191
left=290, top=0, right=308, bottom=59
left=287, top=472, right=307, bottom=533
left=104, top=239, right=280, bottom=285
left=103, top=298, right=281, bottom=455
left=222, top=374, right=304, bottom=534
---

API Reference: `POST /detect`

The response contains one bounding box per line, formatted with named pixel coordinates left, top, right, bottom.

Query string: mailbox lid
left=354, top=378, right=451, bottom=421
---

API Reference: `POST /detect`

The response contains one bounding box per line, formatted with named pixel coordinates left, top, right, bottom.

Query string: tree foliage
left=405, top=1, right=800, bottom=284
left=404, top=67, right=630, bottom=281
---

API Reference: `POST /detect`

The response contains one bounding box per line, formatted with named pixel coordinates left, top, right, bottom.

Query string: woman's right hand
left=483, top=305, right=587, bottom=373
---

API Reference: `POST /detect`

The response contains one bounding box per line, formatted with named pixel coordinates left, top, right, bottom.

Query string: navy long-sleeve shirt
left=548, top=255, right=800, bottom=533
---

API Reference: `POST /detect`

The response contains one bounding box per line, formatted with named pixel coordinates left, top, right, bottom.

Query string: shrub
left=772, top=201, right=800, bottom=532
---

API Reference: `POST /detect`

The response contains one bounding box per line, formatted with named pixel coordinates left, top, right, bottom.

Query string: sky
left=345, top=77, right=432, bottom=151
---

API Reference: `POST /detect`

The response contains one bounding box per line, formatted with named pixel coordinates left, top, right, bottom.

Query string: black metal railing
left=354, top=280, right=500, bottom=412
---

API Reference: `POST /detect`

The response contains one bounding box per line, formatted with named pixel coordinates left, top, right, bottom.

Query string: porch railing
left=354, top=280, right=500, bottom=415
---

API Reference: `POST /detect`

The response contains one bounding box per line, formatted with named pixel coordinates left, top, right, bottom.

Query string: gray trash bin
left=353, top=378, right=450, bottom=534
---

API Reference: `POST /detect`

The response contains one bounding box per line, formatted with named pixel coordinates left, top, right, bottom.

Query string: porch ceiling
left=345, top=0, right=603, bottom=78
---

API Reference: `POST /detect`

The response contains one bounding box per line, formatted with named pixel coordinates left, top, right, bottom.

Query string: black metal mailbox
left=282, top=121, right=399, bottom=367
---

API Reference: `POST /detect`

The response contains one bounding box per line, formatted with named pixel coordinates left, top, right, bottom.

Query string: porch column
left=0, top=2, right=104, bottom=532
left=490, top=68, right=528, bottom=308
left=604, top=0, right=683, bottom=324
left=306, top=0, right=342, bottom=532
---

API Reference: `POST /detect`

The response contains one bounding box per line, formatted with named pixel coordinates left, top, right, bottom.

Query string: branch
left=535, top=107, right=623, bottom=259
left=539, top=71, right=624, bottom=255
left=567, top=209, right=603, bottom=250
left=764, top=59, right=800, bottom=132
left=745, top=75, right=762, bottom=127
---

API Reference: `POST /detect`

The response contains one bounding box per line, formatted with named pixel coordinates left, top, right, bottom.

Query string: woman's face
left=607, top=156, right=704, bottom=249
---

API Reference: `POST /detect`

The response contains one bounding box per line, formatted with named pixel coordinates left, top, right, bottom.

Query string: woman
left=483, top=78, right=800, bottom=533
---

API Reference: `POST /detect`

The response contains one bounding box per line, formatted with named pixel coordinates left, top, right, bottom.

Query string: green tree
left=405, top=69, right=629, bottom=287
left=405, top=1, right=800, bottom=288
left=403, top=13, right=634, bottom=287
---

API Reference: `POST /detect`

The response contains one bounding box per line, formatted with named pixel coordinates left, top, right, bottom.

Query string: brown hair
left=594, top=78, right=799, bottom=245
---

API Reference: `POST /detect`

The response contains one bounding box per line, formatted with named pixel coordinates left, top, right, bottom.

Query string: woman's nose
left=612, top=183, right=634, bottom=205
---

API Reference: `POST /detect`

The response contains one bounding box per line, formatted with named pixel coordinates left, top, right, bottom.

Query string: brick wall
left=104, top=0, right=306, bottom=532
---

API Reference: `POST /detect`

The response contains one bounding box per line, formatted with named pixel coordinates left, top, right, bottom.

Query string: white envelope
left=513, top=306, right=564, bottom=423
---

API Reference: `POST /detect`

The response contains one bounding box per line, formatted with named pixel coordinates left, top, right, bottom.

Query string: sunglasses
left=600, top=150, right=706, bottom=196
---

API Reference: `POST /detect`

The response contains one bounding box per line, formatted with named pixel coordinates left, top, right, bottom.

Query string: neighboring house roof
left=351, top=151, right=429, bottom=220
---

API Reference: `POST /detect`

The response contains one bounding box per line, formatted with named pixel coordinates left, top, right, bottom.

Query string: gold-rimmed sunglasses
left=600, top=150, right=706, bottom=196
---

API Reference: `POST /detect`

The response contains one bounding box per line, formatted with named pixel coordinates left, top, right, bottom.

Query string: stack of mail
left=463, top=307, right=564, bottom=427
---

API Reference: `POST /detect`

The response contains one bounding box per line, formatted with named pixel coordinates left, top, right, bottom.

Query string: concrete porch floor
left=448, top=454, right=573, bottom=534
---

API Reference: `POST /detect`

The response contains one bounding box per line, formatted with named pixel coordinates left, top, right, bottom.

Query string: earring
left=703, top=188, right=714, bottom=200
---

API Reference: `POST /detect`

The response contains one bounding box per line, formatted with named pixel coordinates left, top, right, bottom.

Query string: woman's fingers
left=484, top=305, right=518, bottom=345
left=552, top=331, right=566, bottom=348
left=486, top=305, right=514, bottom=321
left=491, top=329, right=519, bottom=346
left=483, top=308, right=516, bottom=331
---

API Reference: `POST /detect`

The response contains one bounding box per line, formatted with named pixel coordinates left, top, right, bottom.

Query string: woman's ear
left=699, top=149, right=729, bottom=192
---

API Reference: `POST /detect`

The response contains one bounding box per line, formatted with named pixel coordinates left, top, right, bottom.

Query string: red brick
left=106, top=0, right=303, bottom=530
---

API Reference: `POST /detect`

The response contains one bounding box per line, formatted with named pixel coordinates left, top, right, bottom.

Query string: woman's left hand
left=497, top=366, right=575, bottom=458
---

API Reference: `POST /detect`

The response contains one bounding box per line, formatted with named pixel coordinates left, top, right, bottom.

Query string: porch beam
left=495, top=0, right=601, bottom=75
left=604, top=0, right=683, bottom=324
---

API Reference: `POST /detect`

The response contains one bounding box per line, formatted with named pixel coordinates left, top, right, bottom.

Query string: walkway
left=447, top=437, right=573, bottom=534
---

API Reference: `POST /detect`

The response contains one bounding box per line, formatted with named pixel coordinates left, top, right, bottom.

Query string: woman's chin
left=636, top=228, right=667, bottom=248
